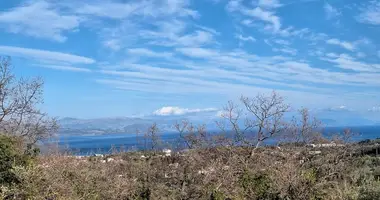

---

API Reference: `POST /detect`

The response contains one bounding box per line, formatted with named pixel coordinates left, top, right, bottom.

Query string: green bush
left=358, top=181, right=380, bottom=200
left=240, top=170, right=279, bottom=199
left=0, top=135, right=35, bottom=186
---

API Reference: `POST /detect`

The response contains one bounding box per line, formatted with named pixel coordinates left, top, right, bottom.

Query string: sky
left=0, top=0, right=379, bottom=122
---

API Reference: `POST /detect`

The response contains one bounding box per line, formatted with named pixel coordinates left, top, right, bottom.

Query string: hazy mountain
left=58, top=116, right=190, bottom=135
left=58, top=110, right=378, bottom=135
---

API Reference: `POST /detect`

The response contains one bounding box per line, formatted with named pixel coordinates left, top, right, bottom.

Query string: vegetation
left=1, top=56, right=380, bottom=199
left=1, top=140, right=380, bottom=200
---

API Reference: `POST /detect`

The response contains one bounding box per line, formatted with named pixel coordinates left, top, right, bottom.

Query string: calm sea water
left=42, top=126, right=380, bottom=155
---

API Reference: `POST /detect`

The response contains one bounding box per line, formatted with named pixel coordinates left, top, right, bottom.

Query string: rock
left=163, top=149, right=172, bottom=157
left=309, top=151, right=322, bottom=155
left=169, top=163, right=179, bottom=168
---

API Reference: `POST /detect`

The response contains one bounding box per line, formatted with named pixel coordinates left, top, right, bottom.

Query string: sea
left=41, top=126, right=380, bottom=155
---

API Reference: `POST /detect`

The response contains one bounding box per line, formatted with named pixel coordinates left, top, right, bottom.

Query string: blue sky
left=0, top=0, right=379, bottom=122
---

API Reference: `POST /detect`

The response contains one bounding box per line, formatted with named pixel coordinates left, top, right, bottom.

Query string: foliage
left=0, top=135, right=35, bottom=186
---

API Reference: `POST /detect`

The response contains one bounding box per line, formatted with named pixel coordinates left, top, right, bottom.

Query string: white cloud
left=321, top=54, right=380, bottom=72
left=38, top=65, right=92, bottom=72
left=257, top=0, right=282, bottom=9
left=273, top=39, right=291, bottom=45
left=98, top=45, right=380, bottom=102
left=327, top=105, right=351, bottom=112
left=243, top=7, right=281, bottom=32
left=194, top=24, right=221, bottom=35
left=241, top=19, right=253, bottom=26
left=127, top=48, right=173, bottom=58
left=0, top=0, right=81, bottom=42
left=0, top=45, right=95, bottom=64
left=235, top=34, right=256, bottom=42
left=326, top=52, right=339, bottom=58
left=324, top=3, right=340, bottom=19
left=227, top=1, right=312, bottom=37
left=326, top=38, right=355, bottom=51
left=368, top=106, right=380, bottom=112
left=100, top=21, right=138, bottom=51
left=73, top=1, right=145, bottom=19
left=176, top=47, right=218, bottom=58
left=273, top=47, right=297, bottom=55
left=357, top=1, right=380, bottom=25
left=153, top=106, right=217, bottom=116
left=227, top=1, right=282, bottom=32
left=103, top=39, right=122, bottom=51
left=226, top=0, right=242, bottom=12
left=140, top=20, right=215, bottom=47
left=72, top=0, right=198, bottom=19
left=176, top=31, right=214, bottom=46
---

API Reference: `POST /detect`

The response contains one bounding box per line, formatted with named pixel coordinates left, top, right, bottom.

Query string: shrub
left=240, top=170, right=279, bottom=199
left=0, top=135, right=35, bottom=186
left=358, top=181, right=380, bottom=200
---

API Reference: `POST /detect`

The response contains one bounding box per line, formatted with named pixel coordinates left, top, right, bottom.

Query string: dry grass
left=2, top=145, right=380, bottom=200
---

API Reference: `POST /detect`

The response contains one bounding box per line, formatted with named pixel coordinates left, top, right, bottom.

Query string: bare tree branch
left=0, top=56, right=57, bottom=148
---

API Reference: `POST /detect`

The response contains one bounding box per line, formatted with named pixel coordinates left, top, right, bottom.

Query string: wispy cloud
left=273, top=47, right=297, bottom=55
left=326, top=105, right=352, bottom=112
left=0, top=45, right=95, bottom=64
left=227, top=1, right=282, bottom=32
left=244, top=7, right=281, bottom=32
left=139, top=20, right=215, bottom=47
left=357, top=1, right=380, bottom=25
left=257, top=0, right=283, bottom=9
left=127, top=48, right=173, bottom=58
left=38, top=65, right=92, bottom=72
left=324, top=3, right=340, bottom=19
left=0, top=0, right=81, bottom=42
left=153, top=106, right=217, bottom=116
left=321, top=54, right=380, bottom=72
left=227, top=0, right=311, bottom=37
left=235, top=34, right=256, bottom=42
left=273, top=39, right=291, bottom=45
left=368, top=106, right=380, bottom=112
left=326, top=38, right=355, bottom=51
left=194, top=24, right=221, bottom=35
left=72, top=0, right=199, bottom=19
left=103, top=39, right=122, bottom=51
left=1, top=0, right=380, bottom=117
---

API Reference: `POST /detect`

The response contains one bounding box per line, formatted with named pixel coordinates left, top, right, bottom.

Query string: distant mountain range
left=58, top=116, right=190, bottom=135
left=58, top=111, right=379, bottom=135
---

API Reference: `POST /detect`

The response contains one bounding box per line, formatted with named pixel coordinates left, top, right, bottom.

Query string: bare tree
left=175, top=120, right=209, bottom=149
left=287, top=108, right=321, bottom=144
left=145, top=123, right=161, bottom=152
left=331, top=128, right=357, bottom=145
left=241, top=91, right=289, bottom=151
left=175, top=120, right=191, bottom=149
left=0, top=56, right=58, bottom=148
left=217, top=101, right=250, bottom=145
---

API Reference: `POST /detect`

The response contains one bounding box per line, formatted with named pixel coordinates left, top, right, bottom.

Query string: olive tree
left=0, top=56, right=58, bottom=148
